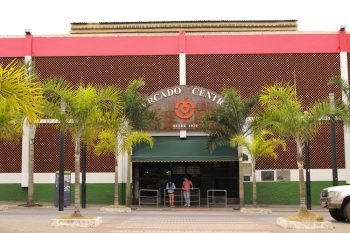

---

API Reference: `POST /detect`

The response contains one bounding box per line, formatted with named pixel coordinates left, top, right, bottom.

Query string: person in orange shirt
left=182, top=177, right=193, bottom=207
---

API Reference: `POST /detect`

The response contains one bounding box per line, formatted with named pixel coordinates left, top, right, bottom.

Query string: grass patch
left=284, top=209, right=325, bottom=222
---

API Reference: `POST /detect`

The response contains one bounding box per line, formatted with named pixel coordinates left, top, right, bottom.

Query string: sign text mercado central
left=148, top=86, right=224, bottom=130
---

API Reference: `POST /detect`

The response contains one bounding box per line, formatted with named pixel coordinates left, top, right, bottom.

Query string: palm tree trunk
left=125, top=154, right=132, bottom=206
left=27, top=136, right=34, bottom=206
left=73, top=130, right=82, bottom=217
left=296, top=138, right=307, bottom=212
left=252, top=160, right=257, bottom=208
left=114, top=156, right=119, bottom=205
left=114, top=144, right=119, bottom=205
left=238, top=145, right=245, bottom=209
left=114, top=133, right=124, bottom=205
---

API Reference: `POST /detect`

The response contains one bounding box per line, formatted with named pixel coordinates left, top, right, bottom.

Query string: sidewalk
left=134, top=204, right=327, bottom=212
left=1, top=202, right=344, bottom=233
left=1, top=202, right=327, bottom=212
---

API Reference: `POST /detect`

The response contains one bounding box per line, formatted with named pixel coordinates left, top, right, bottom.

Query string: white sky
left=0, top=0, right=349, bottom=35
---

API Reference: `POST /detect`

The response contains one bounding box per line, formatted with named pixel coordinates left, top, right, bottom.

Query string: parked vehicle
left=320, top=185, right=350, bottom=222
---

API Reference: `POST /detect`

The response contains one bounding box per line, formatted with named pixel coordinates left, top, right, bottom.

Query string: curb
left=240, top=208, right=272, bottom=214
left=51, top=216, right=102, bottom=227
left=276, top=217, right=333, bottom=229
left=100, top=207, right=131, bottom=213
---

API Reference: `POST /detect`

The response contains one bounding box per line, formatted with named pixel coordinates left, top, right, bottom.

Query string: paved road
left=96, top=210, right=286, bottom=233
left=0, top=205, right=349, bottom=233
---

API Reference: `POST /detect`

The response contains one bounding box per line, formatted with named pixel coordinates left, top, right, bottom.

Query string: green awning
left=132, top=136, right=238, bottom=162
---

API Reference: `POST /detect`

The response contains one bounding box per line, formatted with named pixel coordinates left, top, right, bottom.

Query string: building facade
left=0, top=21, right=349, bottom=205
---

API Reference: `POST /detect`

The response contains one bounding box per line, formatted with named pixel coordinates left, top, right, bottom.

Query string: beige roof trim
left=70, top=20, right=298, bottom=34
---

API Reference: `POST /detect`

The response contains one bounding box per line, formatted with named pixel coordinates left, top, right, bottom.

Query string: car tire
left=329, top=209, right=346, bottom=221
left=344, top=202, right=350, bottom=222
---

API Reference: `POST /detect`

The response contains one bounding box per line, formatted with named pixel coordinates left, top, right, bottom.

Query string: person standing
left=182, top=177, right=193, bottom=207
left=166, top=180, right=176, bottom=207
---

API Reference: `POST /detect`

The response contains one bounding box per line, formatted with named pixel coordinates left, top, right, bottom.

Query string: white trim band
left=179, top=53, right=186, bottom=85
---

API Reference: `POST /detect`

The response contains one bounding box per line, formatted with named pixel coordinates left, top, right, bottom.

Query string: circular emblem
left=175, top=97, right=196, bottom=119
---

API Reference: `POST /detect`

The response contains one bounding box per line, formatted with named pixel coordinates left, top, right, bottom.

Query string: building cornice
left=70, top=20, right=298, bottom=34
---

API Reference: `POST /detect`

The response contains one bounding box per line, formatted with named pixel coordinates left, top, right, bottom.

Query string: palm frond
left=123, top=79, right=160, bottom=131
left=123, top=131, right=154, bottom=155
left=206, top=131, right=230, bottom=152
left=252, top=130, right=286, bottom=160
left=328, top=75, right=349, bottom=103
left=0, top=60, right=44, bottom=123
left=303, top=100, right=329, bottom=139
left=125, top=78, right=145, bottom=94
left=255, top=83, right=305, bottom=140
left=97, top=86, right=123, bottom=116
left=44, top=79, right=124, bottom=147
left=0, top=100, right=22, bottom=142
left=230, top=135, right=253, bottom=155
left=327, top=75, right=350, bottom=126
left=94, top=130, right=117, bottom=156
left=202, top=88, right=257, bottom=152
left=253, top=134, right=286, bottom=160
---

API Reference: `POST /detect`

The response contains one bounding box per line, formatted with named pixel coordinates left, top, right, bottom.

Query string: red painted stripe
left=32, top=36, right=179, bottom=56
left=343, top=34, right=350, bottom=52
left=0, top=38, right=25, bottom=57
left=186, top=34, right=340, bottom=54
left=0, top=33, right=348, bottom=57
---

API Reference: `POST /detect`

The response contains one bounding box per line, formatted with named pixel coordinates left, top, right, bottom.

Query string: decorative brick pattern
left=0, top=140, right=22, bottom=173
left=32, top=56, right=179, bottom=172
left=0, top=54, right=346, bottom=172
left=34, top=56, right=179, bottom=94
left=187, top=54, right=344, bottom=169
left=34, top=125, right=115, bottom=173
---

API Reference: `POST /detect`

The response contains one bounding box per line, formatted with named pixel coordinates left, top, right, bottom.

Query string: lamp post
left=329, top=93, right=338, bottom=186
left=304, top=111, right=311, bottom=210
left=58, top=99, right=66, bottom=211
left=82, top=143, right=87, bottom=208
left=305, top=139, right=311, bottom=210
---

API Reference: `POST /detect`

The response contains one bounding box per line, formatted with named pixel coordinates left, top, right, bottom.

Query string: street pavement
left=0, top=203, right=349, bottom=233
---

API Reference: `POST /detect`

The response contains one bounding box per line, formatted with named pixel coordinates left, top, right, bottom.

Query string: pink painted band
left=0, top=33, right=349, bottom=57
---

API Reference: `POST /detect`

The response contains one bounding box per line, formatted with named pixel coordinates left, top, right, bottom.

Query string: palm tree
left=122, top=78, right=160, bottom=206
left=94, top=128, right=154, bottom=206
left=0, top=60, right=43, bottom=207
left=230, top=130, right=286, bottom=207
left=254, top=82, right=338, bottom=213
left=44, top=79, right=122, bottom=216
left=93, top=120, right=123, bottom=206
left=79, top=78, right=157, bottom=207
left=202, top=88, right=258, bottom=209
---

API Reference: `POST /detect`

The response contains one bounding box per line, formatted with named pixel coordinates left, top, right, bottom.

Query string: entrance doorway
left=133, top=161, right=239, bottom=204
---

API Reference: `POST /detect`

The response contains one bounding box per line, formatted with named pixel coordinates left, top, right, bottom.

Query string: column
left=21, top=121, right=30, bottom=187
left=21, top=30, right=33, bottom=187
left=179, top=31, right=187, bottom=138
left=340, top=51, right=350, bottom=184
left=117, top=134, right=128, bottom=204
